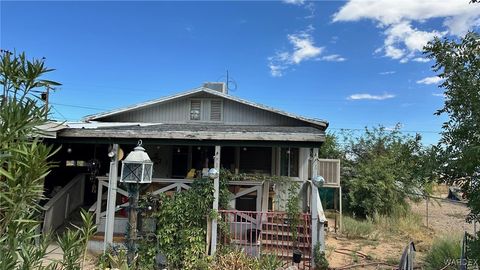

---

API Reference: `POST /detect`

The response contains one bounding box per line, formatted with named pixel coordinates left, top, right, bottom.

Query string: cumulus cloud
left=333, top=0, right=480, bottom=62
left=347, top=93, right=395, bottom=100
left=268, top=29, right=325, bottom=77
left=432, top=93, right=446, bottom=97
left=416, top=76, right=443, bottom=85
left=288, top=33, right=323, bottom=63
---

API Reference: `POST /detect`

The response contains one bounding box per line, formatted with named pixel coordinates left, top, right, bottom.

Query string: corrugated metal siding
left=223, top=100, right=302, bottom=126
left=100, top=94, right=305, bottom=126
left=105, top=99, right=189, bottom=123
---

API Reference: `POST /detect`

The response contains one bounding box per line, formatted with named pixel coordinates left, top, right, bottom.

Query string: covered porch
left=42, top=122, right=336, bottom=269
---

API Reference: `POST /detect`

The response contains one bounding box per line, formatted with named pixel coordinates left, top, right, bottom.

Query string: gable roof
left=84, top=86, right=329, bottom=129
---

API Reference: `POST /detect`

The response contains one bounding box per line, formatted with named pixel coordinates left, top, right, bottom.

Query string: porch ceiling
left=56, top=124, right=325, bottom=145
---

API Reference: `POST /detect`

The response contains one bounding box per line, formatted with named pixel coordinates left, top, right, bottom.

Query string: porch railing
left=42, top=173, right=86, bottom=233
left=317, top=159, right=340, bottom=187
left=218, top=210, right=312, bottom=270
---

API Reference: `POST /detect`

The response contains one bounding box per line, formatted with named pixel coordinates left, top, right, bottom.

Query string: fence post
left=425, top=196, right=429, bottom=229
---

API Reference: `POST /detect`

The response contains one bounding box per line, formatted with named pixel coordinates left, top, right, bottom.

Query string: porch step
left=91, top=232, right=126, bottom=242
left=262, top=239, right=311, bottom=249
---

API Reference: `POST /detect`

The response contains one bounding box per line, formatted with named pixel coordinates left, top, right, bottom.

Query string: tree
left=424, top=32, right=480, bottom=224
left=318, top=133, right=343, bottom=159
left=0, top=50, right=95, bottom=269
left=340, top=125, right=434, bottom=217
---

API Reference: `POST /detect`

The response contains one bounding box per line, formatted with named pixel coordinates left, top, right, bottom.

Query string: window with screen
left=280, top=147, right=299, bottom=177
left=190, top=100, right=201, bottom=120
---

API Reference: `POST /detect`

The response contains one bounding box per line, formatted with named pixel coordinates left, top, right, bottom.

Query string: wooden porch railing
left=42, top=173, right=86, bottom=233
left=218, top=210, right=313, bottom=270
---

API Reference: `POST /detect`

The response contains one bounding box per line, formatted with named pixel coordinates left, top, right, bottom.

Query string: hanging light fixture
left=208, top=168, right=219, bottom=180
left=312, top=175, right=325, bottom=188
left=120, top=140, right=153, bottom=184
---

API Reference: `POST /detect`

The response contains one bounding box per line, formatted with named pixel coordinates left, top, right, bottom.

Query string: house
left=42, top=82, right=341, bottom=269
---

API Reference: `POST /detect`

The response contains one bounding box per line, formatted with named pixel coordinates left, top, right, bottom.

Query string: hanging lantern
left=312, top=175, right=325, bottom=188
left=120, top=141, right=153, bottom=184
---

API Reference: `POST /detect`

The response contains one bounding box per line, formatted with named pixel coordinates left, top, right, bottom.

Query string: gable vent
left=210, top=100, right=222, bottom=121
left=190, top=100, right=201, bottom=120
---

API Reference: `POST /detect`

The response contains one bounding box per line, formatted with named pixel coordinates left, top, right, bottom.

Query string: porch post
left=310, top=148, right=323, bottom=259
left=104, top=144, right=119, bottom=251
left=210, top=145, right=221, bottom=255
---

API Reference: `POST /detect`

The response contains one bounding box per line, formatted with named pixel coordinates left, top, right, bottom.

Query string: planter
left=292, top=249, right=302, bottom=263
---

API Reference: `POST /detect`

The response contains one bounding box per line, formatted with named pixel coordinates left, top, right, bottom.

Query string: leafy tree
left=424, top=32, right=480, bottom=224
left=340, top=125, right=434, bottom=217
left=318, top=133, right=343, bottom=159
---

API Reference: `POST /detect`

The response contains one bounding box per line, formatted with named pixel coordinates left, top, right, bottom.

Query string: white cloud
left=416, top=76, right=443, bottom=85
left=347, top=93, right=396, bottom=100
left=333, top=0, right=480, bottom=62
left=412, top=57, right=430, bottom=63
left=268, top=29, right=325, bottom=77
left=321, top=54, right=347, bottom=62
left=432, top=93, right=446, bottom=97
left=288, top=33, right=323, bottom=64
left=282, top=0, right=305, bottom=5
left=379, top=71, right=396, bottom=75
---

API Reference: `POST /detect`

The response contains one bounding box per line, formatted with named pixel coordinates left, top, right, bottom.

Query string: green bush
left=259, top=254, right=283, bottom=270
left=423, top=235, right=461, bottom=270
left=313, top=244, right=329, bottom=270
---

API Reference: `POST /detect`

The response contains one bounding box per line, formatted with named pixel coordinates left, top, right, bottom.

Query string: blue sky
left=2, top=0, right=479, bottom=145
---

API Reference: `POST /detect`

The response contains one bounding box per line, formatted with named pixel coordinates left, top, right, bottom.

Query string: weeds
left=342, top=212, right=424, bottom=240
left=423, top=235, right=461, bottom=270
left=342, top=216, right=376, bottom=239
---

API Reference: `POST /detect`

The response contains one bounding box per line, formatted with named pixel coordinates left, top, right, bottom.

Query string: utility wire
left=50, top=102, right=108, bottom=111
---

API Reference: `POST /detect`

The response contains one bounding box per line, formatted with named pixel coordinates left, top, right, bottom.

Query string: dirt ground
left=326, top=188, right=476, bottom=269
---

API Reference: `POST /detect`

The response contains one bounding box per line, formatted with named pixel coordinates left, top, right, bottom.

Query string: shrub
left=313, top=244, right=329, bottom=270
left=210, top=249, right=259, bottom=270
left=423, top=235, right=461, bottom=270
left=259, top=254, right=283, bottom=270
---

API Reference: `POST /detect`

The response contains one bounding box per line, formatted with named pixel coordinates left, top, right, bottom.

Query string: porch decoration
left=120, top=140, right=153, bottom=265
left=120, top=140, right=153, bottom=184
left=312, top=175, right=325, bottom=188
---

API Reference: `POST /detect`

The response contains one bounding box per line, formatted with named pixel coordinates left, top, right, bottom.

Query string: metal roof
left=84, top=87, right=328, bottom=129
left=57, top=123, right=325, bottom=143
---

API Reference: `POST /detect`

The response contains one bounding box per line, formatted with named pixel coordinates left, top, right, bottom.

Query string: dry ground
left=325, top=186, right=475, bottom=269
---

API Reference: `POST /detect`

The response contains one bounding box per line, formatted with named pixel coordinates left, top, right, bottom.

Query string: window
left=280, top=147, right=299, bottom=177
left=239, top=147, right=272, bottom=174
left=190, top=100, right=201, bottom=120
left=210, top=100, right=222, bottom=121
left=189, top=99, right=222, bottom=122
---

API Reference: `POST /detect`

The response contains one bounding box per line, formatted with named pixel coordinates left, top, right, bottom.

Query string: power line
left=328, top=127, right=441, bottom=134
left=50, top=105, right=68, bottom=121
left=50, top=102, right=108, bottom=111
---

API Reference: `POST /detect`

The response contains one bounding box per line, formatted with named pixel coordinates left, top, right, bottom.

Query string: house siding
left=99, top=94, right=304, bottom=126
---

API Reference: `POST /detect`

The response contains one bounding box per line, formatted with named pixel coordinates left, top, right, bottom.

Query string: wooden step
left=262, top=230, right=311, bottom=238
left=262, top=239, right=311, bottom=249
left=91, top=232, right=125, bottom=242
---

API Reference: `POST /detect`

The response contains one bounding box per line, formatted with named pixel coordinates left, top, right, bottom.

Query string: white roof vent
left=203, top=82, right=227, bottom=94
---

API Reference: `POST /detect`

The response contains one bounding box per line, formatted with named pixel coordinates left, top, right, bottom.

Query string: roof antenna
left=218, top=70, right=237, bottom=92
